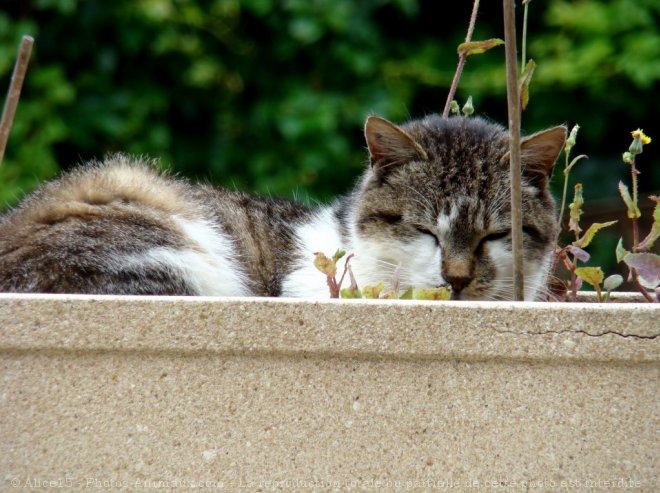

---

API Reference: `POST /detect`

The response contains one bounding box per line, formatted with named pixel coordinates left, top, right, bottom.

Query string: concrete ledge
left=1, top=294, right=658, bottom=362
left=1, top=294, right=658, bottom=491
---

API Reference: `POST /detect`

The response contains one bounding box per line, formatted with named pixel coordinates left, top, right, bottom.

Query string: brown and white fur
left=0, top=114, right=565, bottom=300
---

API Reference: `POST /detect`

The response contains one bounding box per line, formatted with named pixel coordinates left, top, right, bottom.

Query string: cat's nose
left=445, top=275, right=472, bottom=293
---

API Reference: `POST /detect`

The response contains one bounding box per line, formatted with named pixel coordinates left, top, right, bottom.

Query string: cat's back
left=0, top=155, right=252, bottom=295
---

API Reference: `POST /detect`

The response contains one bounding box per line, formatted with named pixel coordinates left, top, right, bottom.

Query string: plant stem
left=442, top=0, right=480, bottom=118
left=625, top=156, right=653, bottom=302
left=553, top=144, right=572, bottom=296
left=336, top=253, right=355, bottom=292
left=557, top=154, right=571, bottom=239
left=570, top=257, right=578, bottom=302
left=594, top=283, right=603, bottom=302
left=630, top=158, right=639, bottom=249
left=521, top=0, right=530, bottom=72
left=326, top=276, right=338, bottom=298
left=0, top=35, right=34, bottom=167
left=503, top=0, right=524, bottom=301
left=631, top=271, right=654, bottom=302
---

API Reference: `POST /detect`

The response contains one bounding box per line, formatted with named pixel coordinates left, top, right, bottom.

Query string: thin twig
left=336, top=253, right=355, bottom=291
left=0, top=35, right=34, bottom=166
left=521, top=0, right=530, bottom=72
left=503, top=0, right=524, bottom=301
left=442, top=0, right=480, bottom=117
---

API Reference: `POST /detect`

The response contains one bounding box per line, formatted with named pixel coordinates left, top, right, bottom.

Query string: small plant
left=616, top=130, right=659, bottom=302
left=552, top=127, right=659, bottom=302
left=551, top=125, right=617, bottom=301
left=313, top=250, right=452, bottom=301
left=448, top=96, right=475, bottom=117
left=518, top=1, right=657, bottom=303
left=312, top=249, right=353, bottom=299
left=554, top=183, right=618, bottom=302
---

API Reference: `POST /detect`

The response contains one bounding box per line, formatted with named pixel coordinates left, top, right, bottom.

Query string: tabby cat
left=0, top=114, right=565, bottom=300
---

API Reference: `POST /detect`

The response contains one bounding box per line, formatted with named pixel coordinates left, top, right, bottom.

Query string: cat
left=0, top=114, right=565, bottom=300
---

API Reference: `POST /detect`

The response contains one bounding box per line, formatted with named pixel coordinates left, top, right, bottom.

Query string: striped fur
left=0, top=115, right=564, bottom=299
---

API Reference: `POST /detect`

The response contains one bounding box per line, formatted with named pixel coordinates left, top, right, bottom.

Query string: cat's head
left=351, top=114, right=565, bottom=301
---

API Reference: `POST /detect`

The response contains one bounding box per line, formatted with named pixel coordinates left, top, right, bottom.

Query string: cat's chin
left=453, top=287, right=508, bottom=301
left=450, top=292, right=481, bottom=301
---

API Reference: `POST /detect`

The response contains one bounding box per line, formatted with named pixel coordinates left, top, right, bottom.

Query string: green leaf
left=313, top=252, right=336, bottom=277
left=623, top=253, right=660, bottom=288
left=412, top=287, right=452, bottom=301
left=575, top=266, right=604, bottom=289
left=568, top=183, right=584, bottom=233
left=457, top=38, right=504, bottom=57
left=573, top=220, right=617, bottom=249
left=618, top=181, right=641, bottom=219
left=398, top=287, right=414, bottom=299
left=332, top=249, right=346, bottom=262
left=340, top=287, right=362, bottom=299
left=519, top=59, right=536, bottom=111
left=362, top=282, right=385, bottom=299
left=615, top=238, right=630, bottom=263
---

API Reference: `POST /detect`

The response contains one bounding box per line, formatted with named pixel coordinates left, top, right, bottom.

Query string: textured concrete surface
left=0, top=294, right=658, bottom=491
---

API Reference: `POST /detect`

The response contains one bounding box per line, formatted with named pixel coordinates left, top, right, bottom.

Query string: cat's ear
left=520, top=125, right=567, bottom=188
left=364, top=116, right=427, bottom=174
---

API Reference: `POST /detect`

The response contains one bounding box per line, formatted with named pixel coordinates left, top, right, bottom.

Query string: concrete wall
left=1, top=294, right=658, bottom=491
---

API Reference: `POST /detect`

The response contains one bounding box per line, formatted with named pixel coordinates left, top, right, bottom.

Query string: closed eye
left=362, top=213, right=402, bottom=225
left=479, top=227, right=546, bottom=247
left=481, top=230, right=510, bottom=243
left=476, top=230, right=509, bottom=252
left=522, top=225, right=546, bottom=243
left=415, top=226, right=439, bottom=245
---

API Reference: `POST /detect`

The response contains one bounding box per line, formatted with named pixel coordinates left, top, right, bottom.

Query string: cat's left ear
left=365, top=116, right=428, bottom=175
left=520, top=125, right=567, bottom=188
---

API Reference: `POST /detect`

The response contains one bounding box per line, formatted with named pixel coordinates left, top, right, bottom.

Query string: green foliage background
left=1, top=0, right=659, bottom=273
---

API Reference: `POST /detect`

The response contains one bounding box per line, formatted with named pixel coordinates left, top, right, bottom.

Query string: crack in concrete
left=493, top=328, right=660, bottom=340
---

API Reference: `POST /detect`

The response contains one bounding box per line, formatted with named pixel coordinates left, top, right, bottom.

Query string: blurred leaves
left=535, top=0, right=660, bottom=89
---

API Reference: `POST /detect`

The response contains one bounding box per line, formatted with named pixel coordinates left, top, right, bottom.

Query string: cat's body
left=0, top=115, right=565, bottom=300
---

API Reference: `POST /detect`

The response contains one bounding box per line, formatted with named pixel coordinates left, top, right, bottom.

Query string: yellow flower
left=631, top=129, right=652, bottom=145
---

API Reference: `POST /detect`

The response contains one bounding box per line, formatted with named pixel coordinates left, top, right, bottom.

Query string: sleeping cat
left=0, top=114, right=565, bottom=300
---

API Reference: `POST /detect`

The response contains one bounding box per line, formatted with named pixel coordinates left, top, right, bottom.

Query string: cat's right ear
left=364, top=116, right=427, bottom=175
